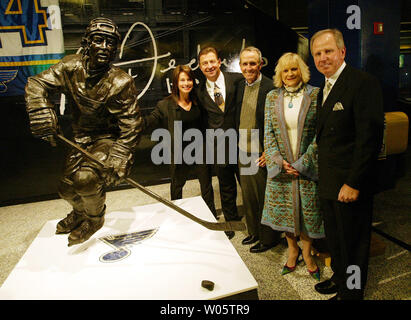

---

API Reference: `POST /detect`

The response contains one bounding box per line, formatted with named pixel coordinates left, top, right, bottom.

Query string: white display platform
left=0, top=196, right=258, bottom=300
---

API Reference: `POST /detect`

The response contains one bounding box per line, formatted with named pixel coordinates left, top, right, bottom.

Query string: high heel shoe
left=308, top=266, right=321, bottom=281
left=281, top=248, right=302, bottom=275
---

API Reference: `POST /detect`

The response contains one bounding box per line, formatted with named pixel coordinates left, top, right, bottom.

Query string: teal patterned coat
left=261, top=84, right=324, bottom=239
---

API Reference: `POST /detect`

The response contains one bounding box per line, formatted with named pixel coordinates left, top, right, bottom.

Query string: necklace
left=284, top=83, right=304, bottom=108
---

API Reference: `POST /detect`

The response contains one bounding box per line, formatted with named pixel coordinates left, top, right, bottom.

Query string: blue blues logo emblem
left=98, top=228, right=158, bottom=263
left=0, top=69, right=18, bottom=93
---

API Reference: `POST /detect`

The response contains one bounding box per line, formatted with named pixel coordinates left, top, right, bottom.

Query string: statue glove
left=105, top=142, right=133, bottom=185
left=28, top=107, right=58, bottom=146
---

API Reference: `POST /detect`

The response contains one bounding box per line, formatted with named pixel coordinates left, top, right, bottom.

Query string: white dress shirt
left=206, top=71, right=226, bottom=102
left=245, top=73, right=262, bottom=87
left=323, top=61, right=346, bottom=104
left=284, top=90, right=304, bottom=158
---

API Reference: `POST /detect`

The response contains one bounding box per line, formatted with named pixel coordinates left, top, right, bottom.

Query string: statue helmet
left=83, top=17, right=121, bottom=43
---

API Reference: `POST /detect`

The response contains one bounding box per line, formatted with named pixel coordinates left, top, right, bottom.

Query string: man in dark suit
left=311, top=29, right=384, bottom=300
left=235, top=46, right=280, bottom=253
left=196, top=47, right=243, bottom=239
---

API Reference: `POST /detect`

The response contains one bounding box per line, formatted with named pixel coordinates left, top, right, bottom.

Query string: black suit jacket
left=143, top=96, right=206, bottom=170
left=235, top=74, right=274, bottom=150
left=196, top=72, right=243, bottom=165
left=316, top=64, right=384, bottom=199
left=196, top=71, right=243, bottom=130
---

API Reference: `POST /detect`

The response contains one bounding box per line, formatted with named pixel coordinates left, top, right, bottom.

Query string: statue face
left=88, top=33, right=118, bottom=69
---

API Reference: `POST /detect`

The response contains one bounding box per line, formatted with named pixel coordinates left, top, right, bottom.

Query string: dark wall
left=360, top=0, right=401, bottom=112
left=307, top=0, right=361, bottom=87
left=307, top=0, right=401, bottom=113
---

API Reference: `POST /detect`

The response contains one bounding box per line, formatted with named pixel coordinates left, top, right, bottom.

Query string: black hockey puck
left=201, top=280, right=215, bottom=291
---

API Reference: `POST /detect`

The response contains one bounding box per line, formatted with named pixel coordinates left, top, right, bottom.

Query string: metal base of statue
left=0, top=196, right=258, bottom=300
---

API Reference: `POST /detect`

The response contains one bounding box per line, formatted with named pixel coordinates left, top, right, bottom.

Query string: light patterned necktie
left=322, top=80, right=332, bottom=105
left=214, top=83, right=225, bottom=112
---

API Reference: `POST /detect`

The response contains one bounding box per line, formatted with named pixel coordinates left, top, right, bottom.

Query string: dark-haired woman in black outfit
left=144, top=65, right=217, bottom=217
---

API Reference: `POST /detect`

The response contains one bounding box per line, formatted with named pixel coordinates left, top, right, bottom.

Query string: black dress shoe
left=225, top=231, right=235, bottom=240
left=314, top=279, right=339, bottom=295
left=242, top=235, right=259, bottom=245
left=249, top=242, right=275, bottom=253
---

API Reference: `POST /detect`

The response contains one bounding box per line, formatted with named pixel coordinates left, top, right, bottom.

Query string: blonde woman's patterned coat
left=261, top=84, right=324, bottom=238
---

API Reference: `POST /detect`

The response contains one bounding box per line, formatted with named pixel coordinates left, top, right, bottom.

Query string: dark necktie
left=214, top=83, right=225, bottom=112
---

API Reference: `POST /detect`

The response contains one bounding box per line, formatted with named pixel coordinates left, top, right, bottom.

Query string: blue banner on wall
left=0, top=0, right=64, bottom=97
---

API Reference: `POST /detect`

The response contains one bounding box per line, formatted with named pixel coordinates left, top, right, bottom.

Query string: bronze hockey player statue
left=25, top=18, right=143, bottom=246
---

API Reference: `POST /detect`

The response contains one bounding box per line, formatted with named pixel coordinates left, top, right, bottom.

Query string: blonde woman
left=261, top=52, right=324, bottom=280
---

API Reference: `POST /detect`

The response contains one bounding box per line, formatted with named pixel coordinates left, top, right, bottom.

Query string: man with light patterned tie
left=196, top=46, right=243, bottom=239
left=311, top=28, right=384, bottom=300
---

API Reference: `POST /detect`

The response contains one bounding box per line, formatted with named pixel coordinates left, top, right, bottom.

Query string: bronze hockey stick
left=56, top=134, right=246, bottom=232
